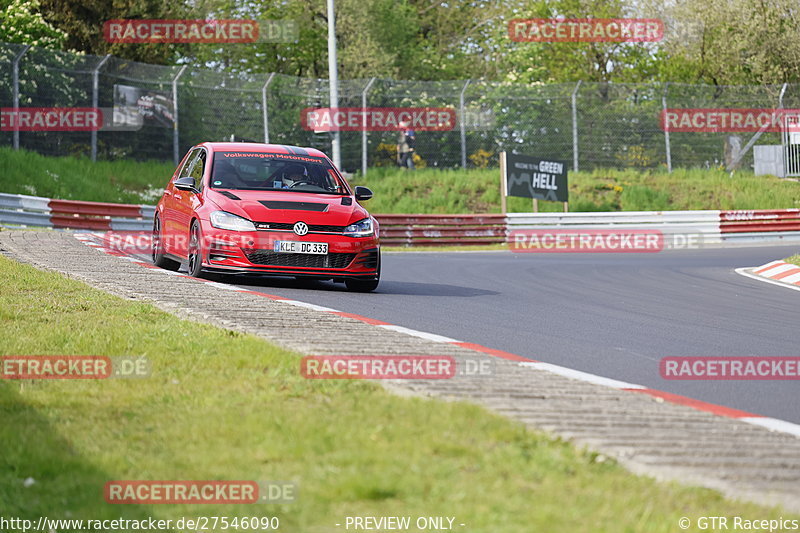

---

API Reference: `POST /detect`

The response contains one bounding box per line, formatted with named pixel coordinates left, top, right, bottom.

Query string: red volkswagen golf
left=152, top=142, right=380, bottom=292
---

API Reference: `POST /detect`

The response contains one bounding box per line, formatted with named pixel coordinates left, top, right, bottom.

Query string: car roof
left=201, top=142, right=328, bottom=159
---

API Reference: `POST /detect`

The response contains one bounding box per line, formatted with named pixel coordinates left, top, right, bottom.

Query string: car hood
left=206, top=189, right=369, bottom=226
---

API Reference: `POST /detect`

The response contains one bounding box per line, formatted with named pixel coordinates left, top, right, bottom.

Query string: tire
left=344, top=253, right=380, bottom=292
left=152, top=216, right=180, bottom=271
left=344, top=277, right=380, bottom=292
left=187, top=220, right=207, bottom=278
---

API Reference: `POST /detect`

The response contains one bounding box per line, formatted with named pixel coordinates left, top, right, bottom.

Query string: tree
left=498, top=0, right=661, bottom=83
left=37, top=0, right=185, bottom=64
left=0, top=0, right=66, bottom=48
left=643, top=0, right=800, bottom=84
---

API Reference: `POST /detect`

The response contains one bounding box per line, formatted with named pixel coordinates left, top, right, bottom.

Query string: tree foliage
left=18, top=0, right=800, bottom=84
left=0, top=0, right=66, bottom=49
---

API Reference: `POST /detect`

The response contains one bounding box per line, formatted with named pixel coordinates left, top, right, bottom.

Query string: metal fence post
left=361, top=77, right=376, bottom=175
left=728, top=82, right=788, bottom=173
left=262, top=72, right=276, bottom=143
left=90, top=54, right=111, bottom=162
left=571, top=80, right=582, bottom=172
left=11, top=45, right=31, bottom=151
left=460, top=79, right=471, bottom=169
left=663, top=82, right=672, bottom=173
left=172, top=65, right=188, bottom=166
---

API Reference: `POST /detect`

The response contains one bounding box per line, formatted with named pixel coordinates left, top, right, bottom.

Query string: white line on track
left=279, top=300, right=340, bottom=312
left=740, top=417, right=800, bottom=438
left=735, top=267, right=800, bottom=293
left=377, top=324, right=459, bottom=343
left=520, top=362, right=646, bottom=390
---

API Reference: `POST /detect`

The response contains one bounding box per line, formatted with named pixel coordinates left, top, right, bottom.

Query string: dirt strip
left=1, top=230, right=798, bottom=511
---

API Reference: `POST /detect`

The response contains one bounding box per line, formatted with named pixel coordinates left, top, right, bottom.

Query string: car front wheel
left=152, top=216, right=180, bottom=271
left=187, top=221, right=207, bottom=278
left=344, top=254, right=380, bottom=292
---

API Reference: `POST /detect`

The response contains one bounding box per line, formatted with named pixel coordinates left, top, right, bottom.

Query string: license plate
left=273, top=241, right=328, bottom=255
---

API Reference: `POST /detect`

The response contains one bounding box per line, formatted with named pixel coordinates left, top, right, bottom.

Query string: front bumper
left=198, top=220, right=380, bottom=278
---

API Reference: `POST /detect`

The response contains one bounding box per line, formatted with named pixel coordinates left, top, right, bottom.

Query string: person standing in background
left=397, top=120, right=416, bottom=169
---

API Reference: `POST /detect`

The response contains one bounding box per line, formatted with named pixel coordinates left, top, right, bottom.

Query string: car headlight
left=209, top=211, right=256, bottom=232
left=343, top=217, right=374, bottom=237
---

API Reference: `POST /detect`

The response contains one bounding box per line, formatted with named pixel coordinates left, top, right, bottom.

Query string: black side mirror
left=174, top=176, right=198, bottom=193
left=354, top=186, right=373, bottom=201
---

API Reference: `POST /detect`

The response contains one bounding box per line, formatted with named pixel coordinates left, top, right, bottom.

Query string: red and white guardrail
left=1, top=193, right=800, bottom=246
left=0, top=193, right=155, bottom=231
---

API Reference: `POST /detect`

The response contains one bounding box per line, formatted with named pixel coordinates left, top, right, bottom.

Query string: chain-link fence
left=1, top=42, right=798, bottom=174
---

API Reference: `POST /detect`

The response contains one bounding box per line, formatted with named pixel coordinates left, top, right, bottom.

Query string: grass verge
left=784, top=254, right=800, bottom=266
left=0, top=254, right=795, bottom=530
left=0, top=147, right=173, bottom=204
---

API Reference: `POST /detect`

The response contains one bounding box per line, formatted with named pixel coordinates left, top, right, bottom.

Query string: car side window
left=174, top=149, right=197, bottom=181
left=189, top=151, right=206, bottom=191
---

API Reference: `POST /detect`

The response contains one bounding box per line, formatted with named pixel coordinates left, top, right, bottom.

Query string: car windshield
left=210, top=152, right=346, bottom=195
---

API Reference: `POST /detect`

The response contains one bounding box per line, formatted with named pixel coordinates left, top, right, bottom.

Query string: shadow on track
left=230, top=275, right=498, bottom=297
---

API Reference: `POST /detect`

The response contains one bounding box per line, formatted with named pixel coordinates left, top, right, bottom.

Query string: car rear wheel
left=152, top=216, right=180, bottom=271
left=187, top=221, right=207, bottom=278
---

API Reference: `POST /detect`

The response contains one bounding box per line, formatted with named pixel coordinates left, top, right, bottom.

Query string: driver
left=280, top=164, right=309, bottom=188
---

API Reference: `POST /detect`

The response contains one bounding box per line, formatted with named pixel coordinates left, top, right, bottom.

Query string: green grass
left=353, top=167, right=800, bottom=213
left=0, top=254, right=796, bottom=530
left=0, top=147, right=173, bottom=203
left=784, top=254, right=800, bottom=266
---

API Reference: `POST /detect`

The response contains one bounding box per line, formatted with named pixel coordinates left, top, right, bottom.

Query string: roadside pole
left=499, top=151, right=507, bottom=214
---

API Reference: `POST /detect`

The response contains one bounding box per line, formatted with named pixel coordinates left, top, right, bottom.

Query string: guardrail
left=0, top=193, right=154, bottom=231
left=719, top=209, right=800, bottom=243
left=507, top=210, right=723, bottom=243
left=1, top=193, right=799, bottom=247
left=377, top=214, right=506, bottom=246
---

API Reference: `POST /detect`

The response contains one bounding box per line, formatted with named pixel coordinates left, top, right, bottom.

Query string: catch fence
left=3, top=42, right=800, bottom=174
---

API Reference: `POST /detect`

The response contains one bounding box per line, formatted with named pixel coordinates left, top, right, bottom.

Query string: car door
left=172, top=148, right=207, bottom=257
left=162, top=148, right=198, bottom=255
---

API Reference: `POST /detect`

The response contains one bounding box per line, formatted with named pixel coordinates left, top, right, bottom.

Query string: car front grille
left=255, top=222, right=346, bottom=233
left=244, top=250, right=356, bottom=269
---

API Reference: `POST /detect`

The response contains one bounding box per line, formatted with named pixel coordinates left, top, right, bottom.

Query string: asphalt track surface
left=189, top=245, right=800, bottom=425
left=129, top=244, right=799, bottom=423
